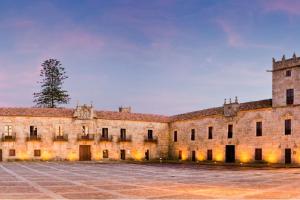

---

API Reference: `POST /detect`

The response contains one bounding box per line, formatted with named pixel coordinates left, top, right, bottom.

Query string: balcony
left=26, top=135, right=42, bottom=141
left=77, top=134, right=95, bottom=141
left=53, top=134, right=68, bottom=142
left=99, top=135, right=113, bottom=142
left=144, top=136, right=158, bottom=143
left=117, top=135, right=132, bottom=142
left=1, top=133, right=16, bottom=142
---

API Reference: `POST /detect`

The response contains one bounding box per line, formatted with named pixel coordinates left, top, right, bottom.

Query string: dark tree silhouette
left=33, top=59, right=70, bottom=108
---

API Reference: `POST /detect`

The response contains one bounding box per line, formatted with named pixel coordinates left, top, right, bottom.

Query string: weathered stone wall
left=0, top=116, right=169, bottom=161
left=169, top=106, right=300, bottom=164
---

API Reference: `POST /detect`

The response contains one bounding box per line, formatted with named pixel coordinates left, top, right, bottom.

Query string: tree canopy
left=33, top=59, right=70, bottom=108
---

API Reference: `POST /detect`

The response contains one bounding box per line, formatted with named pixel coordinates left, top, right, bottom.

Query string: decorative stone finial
left=224, top=98, right=227, bottom=104
left=272, top=57, right=275, bottom=64
left=293, top=52, right=297, bottom=60
left=229, top=98, right=232, bottom=104
left=235, top=96, right=238, bottom=103
left=282, top=55, right=286, bottom=61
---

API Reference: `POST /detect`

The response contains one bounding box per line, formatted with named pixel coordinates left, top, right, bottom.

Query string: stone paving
left=0, top=162, right=299, bottom=199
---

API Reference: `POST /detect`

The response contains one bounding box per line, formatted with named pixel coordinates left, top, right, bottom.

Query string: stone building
left=0, top=54, right=299, bottom=164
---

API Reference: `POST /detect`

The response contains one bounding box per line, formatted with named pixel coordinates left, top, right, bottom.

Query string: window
left=256, top=122, right=262, bottom=136
left=34, top=150, right=41, bottom=157
left=82, top=126, right=89, bottom=135
left=286, top=89, right=294, bottom=105
left=285, top=119, right=292, bottom=135
left=4, top=125, right=12, bottom=136
left=286, top=70, right=291, bottom=77
left=120, top=149, right=126, bottom=160
left=228, top=125, right=233, bottom=138
left=30, top=126, right=37, bottom=136
left=103, top=149, right=109, bottom=158
left=174, top=131, right=177, bottom=142
left=191, top=129, right=195, bottom=141
left=178, top=150, right=182, bottom=160
left=9, top=149, right=15, bottom=157
left=148, top=130, right=153, bottom=140
left=208, top=127, right=213, bottom=139
left=207, top=149, right=213, bottom=161
left=56, top=125, right=63, bottom=136
left=102, top=128, right=108, bottom=138
left=255, top=148, right=262, bottom=161
left=120, top=129, right=126, bottom=140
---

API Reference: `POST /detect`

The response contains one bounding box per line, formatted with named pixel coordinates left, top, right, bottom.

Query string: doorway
left=0, top=149, right=2, bottom=161
left=79, top=145, right=91, bottom=161
left=145, top=150, right=149, bottom=161
left=120, top=149, right=126, bottom=160
left=191, top=151, right=196, bottom=162
left=285, top=148, right=291, bottom=164
left=225, top=145, right=235, bottom=163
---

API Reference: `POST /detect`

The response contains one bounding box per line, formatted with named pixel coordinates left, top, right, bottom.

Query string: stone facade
left=0, top=54, right=299, bottom=164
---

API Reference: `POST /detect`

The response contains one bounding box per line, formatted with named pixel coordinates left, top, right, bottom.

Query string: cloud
left=216, top=19, right=244, bottom=47
left=263, top=0, right=300, bottom=15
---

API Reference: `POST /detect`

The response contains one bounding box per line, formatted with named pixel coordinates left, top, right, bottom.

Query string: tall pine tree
left=34, top=59, right=70, bottom=108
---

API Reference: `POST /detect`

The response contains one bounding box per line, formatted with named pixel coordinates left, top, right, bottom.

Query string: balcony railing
left=117, top=135, right=132, bottom=142
left=53, top=134, right=68, bottom=142
left=99, top=135, right=113, bottom=142
left=144, top=136, right=158, bottom=143
left=77, top=134, right=95, bottom=141
left=26, top=135, right=42, bottom=141
left=1, top=133, right=16, bottom=142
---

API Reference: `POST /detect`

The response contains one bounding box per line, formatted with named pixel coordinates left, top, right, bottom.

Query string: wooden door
left=192, top=151, right=196, bottom=162
left=120, top=150, right=126, bottom=160
left=0, top=149, right=2, bottom=161
left=226, top=145, right=235, bottom=163
left=79, top=145, right=91, bottom=161
left=285, top=148, right=291, bottom=164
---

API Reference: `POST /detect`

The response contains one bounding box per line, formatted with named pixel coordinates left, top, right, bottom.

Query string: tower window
left=256, top=122, right=262, bottom=136
left=208, top=127, right=213, bottom=139
left=174, top=131, right=177, bottom=142
left=148, top=130, right=153, bottom=140
left=286, top=89, right=294, bottom=105
left=286, top=70, right=291, bottom=77
left=285, top=119, right=292, bottom=135
left=228, top=125, right=233, bottom=138
left=191, top=129, right=195, bottom=141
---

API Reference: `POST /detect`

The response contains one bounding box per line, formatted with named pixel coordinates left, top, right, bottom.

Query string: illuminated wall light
left=239, top=151, right=251, bottom=163
left=265, top=151, right=279, bottom=163
left=41, top=150, right=52, bottom=161
left=18, top=152, right=29, bottom=160
left=215, top=149, right=224, bottom=161
left=196, top=152, right=205, bottom=161
left=68, top=152, right=78, bottom=161
left=131, top=149, right=143, bottom=161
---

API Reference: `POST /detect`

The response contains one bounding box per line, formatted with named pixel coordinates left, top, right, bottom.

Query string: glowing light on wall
left=131, top=149, right=143, bottom=161
left=266, top=151, right=279, bottom=163
left=41, top=150, right=52, bottom=161
left=18, top=152, right=29, bottom=160
left=196, top=152, right=205, bottom=161
left=239, top=151, right=251, bottom=163
left=68, top=152, right=77, bottom=161
left=215, top=149, right=224, bottom=161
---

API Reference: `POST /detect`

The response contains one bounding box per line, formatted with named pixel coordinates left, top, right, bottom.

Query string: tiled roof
left=0, top=107, right=74, bottom=118
left=170, top=99, right=272, bottom=122
left=0, top=99, right=273, bottom=123
left=0, top=107, right=169, bottom=122
left=95, top=111, right=169, bottom=123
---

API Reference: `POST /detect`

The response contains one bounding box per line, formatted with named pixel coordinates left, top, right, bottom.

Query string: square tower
left=272, top=53, right=300, bottom=107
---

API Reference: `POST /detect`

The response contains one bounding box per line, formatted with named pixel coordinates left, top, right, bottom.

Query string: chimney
left=119, top=106, right=131, bottom=113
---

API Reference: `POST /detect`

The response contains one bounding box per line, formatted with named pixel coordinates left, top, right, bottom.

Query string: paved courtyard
left=0, top=162, right=299, bottom=199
